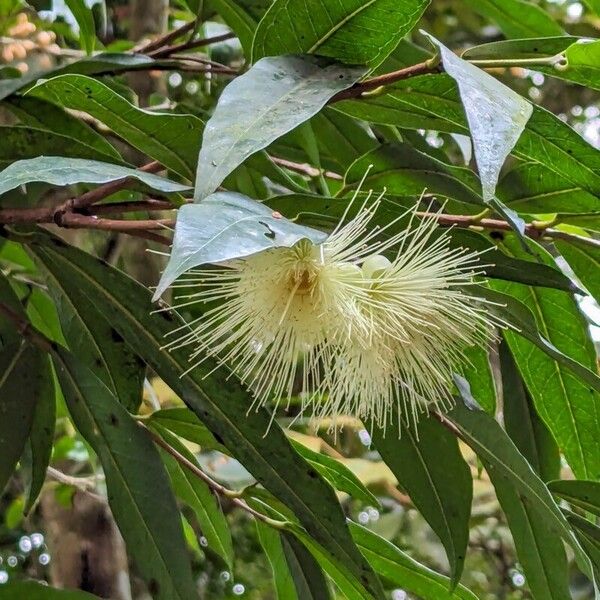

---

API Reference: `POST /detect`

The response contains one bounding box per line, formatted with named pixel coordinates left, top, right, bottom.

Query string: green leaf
left=4, top=96, right=121, bottom=161
left=206, top=0, right=256, bottom=57
left=154, top=192, right=327, bottom=299
left=0, top=125, right=121, bottom=168
left=462, top=37, right=579, bottom=61
left=194, top=55, right=365, bottom=200
left=0, top=272, right=25, bottom=349
left=462, top=0, right=563, bottom=38
left=446, top=402, right=595, bottom=585
left=28, top=75, right=202, bottom=179
left=343, top=142, right=485, bottom=206
left=256, top=521, right=301, bottom=600
left=458, top=345, right=496, bottom=413
left=490, top=236, right=600, bottom=480
left=65, top=0, right=96, bottom=54
left=0, top=581, right=100, bottom=599
left=556, top=238, right=600, bottom=302
left=23, top=358, right=56, bottom=513
left=35, top=253, right=145, bottom=413
left=151, top=423, right=234, bottom=568
left=422, top=33, right=533, bottom=203
left=560, top=39, right=600, bottom=91
left=252, top=0, right=429, bottom=68
left=290, top=440, right=379, bottom=506
left=281, top=530, right=332, bottom=600
left=500, top=342, right=560, bottom=482
left=565, top=510, right=600, bottom=578
left=549, top=480, right=600, bottom=517
left=0, top=342, right=49, bottom=494
left=0, top=156, right=191, bottom=198
left=147, top=407, right=227, bottom=452
left=54, top=347, right=197, bottom=600
left=350, top=523, right=479, bottom=600
left=372, top=417, right=472, bottom=586
left=26, top=233, right=384, bottom=600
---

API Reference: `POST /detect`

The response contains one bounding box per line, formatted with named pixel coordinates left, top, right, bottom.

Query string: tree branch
left=148, top=32, right=236, bottom=59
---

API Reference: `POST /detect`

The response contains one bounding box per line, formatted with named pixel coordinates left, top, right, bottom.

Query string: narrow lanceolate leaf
left=151, top=423, right=234, bottom=569
left=36, top=255, right=145, bottom=412
left=496, top=344, right=569, bottom=599
left=290, top=440, right=379, bottom=506
left=445, top=402, right=596, bottom=587
left=154, top=192, right=327, bottom=299
left=54, top=348, right=197, bottom=600
left=459, top=345, right=496, bottom=413
left=565, top=511, right=600, bottom=579
left=0, top=157, right=191, bottom=198
left=0, top=342, right=50, bottom=494
left=462, top=0, right=563, bottom=38
left=252, top=0, right=429, bottom=68
left=0, top=581, right=99, bottom=599
left=462, top=37, right=579, bottom=62
left=549, top=480, right=600, bottom=518
left=256, top=522, right=301, bottom=600
left=556, top=239, right=600, bottom=302
left=491, top=236, right=600, bottom=480
left=194, top=55, right=365, bottom=200
left=64, top=0, right=96, bottom=54
left=28, top=75, right=203, bottom=179
left=26, top=233, right=384, bottom=600
left=372, top=416, right=472, bottom=586
left=0, top=272, right=26, bottom=349
left=350, top=524, right=479, bottom=600
left=422, top=33, right=532, bottom=203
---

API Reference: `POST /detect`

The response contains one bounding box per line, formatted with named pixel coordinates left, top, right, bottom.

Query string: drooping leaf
left=0, top=272, right=25, bottom=349
left=252, top=0, right=429, bottom=68
left=350, top=523, right=479, bottom=600
left=458, top=345, right=497, bottom=413
left=150, top=423, right=234, bottom=568
left=194, top=55, right=365, bottom=200
left=462, top=0, right=563, bottom=38
left=65, top=0, right=97, bottom=54
left=549, top=480, right=600, bottom=518
left=462, top=37, right=579, bottom=61
left=290, top=440, right=379, bottom=506
left=26, top=232, right=385, bottom=600
left=54, top=347, right=197, bottom=600
left=556, top=238, right=600, bottom=302
left=446, top=401, right=596, bottom=586
left=206, top=0, right=256, bottom=56
left=372, top=416, right=472, bottom=586
left=0, top=156, right=191, bottom=198
left=28, top=75, right=203, bottom=179
left=0, top=342, right=49, bottom=495
left=153, top=192, right=327, bottom=299
left=491, top=236, right=600, bottom=480
left=422, top=33, right=533, bottom=203
left=0, top=581, right=100, bottom=599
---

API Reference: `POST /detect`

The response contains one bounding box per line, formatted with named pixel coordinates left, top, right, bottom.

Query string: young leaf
left=153, top=192, right=327, bottom=299
left=0, top=157, right=191, bottom=198
left=0, top=342, right=50, bottom=494
left=372, top=416, right=472, bottom=587
left=65, top=0, right=96, bottom=55
left=194, top=55, right=366, bottom=200
left=252, top=0, right=429, bottom=68
left=28, top=75, right=203, bottom=179
left=54, top=347, right=197, bottom=600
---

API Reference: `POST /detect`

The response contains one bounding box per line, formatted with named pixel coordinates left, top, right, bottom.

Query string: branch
left=148, top=32, right=236, bottom=59
left=134, top=19, right=197, bottom=54
left=141, top=423, right=286, bottom=527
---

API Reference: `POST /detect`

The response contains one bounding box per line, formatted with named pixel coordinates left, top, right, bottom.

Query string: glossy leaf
left=28, top=75, right=202, bottom=179
left=462, top=0, right=563, bottom=37
left=194, top=55, right=365, bottom=200
left=446, top=401, right=595, bottom=584
left=556, top=239, right=600, bottom=302
left=27, top=233, right=385, bottom=600
left=372, top=416, right=472, bottom=586
left=350, top=523, right=479, bottom=600
left=0, top=156, right=191, bottom=198
left=290, top=440, right=379, bottom=506
left=54, top=347, right=197, bottom=600
left=549, top=480, right=600, bottom=518
left=422, top=33, right=533, bottom=202
left=459, top=345, right=497, bottom=413
left=151, top=423, right=234, bottom=568
left=252, top=0, right=429, bottom=68
left=0, top=342, right=50, bottom=494
left=491, top=237, right=600, bottom=480
left=462, top=37, right=579, bottom=61
left=154, top=192, right=327, bottom=299
left=563, top=39, right=600, bottom=91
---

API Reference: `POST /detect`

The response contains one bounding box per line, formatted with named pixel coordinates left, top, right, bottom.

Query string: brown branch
left=329, top=60, right=440, bottom=103
left=269, top=156, right=343, bottom=180
left=148, top=32, right=236, bottom=59
left=134, top=19, right=197, bottom=54
left=141, top=422, right=285, bottom=526
left=89, top=199, right=177, bottom=215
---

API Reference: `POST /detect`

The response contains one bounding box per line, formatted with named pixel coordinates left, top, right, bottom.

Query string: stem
left=148, top=32, right=236, bottom=59
left=467, top=55, right=566, bottom=68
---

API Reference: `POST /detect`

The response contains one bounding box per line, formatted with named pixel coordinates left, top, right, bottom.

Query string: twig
left=148, top=32, right=236, bottom=59
left=269, top=156, right=343, bottom=181
left=134, top=19, right=197, bottom=54
left=141, top=422, right=286, bottom=527
left=89, top=199, right=177, bottom=215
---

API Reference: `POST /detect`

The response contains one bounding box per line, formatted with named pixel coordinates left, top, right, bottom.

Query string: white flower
left=165, top=196, right=498, bottom=431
